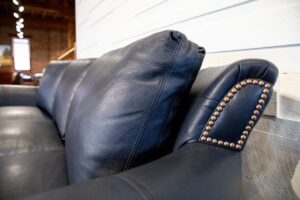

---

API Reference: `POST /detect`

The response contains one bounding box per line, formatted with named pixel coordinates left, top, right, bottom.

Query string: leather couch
left=0, top=30, right=278, bottom=200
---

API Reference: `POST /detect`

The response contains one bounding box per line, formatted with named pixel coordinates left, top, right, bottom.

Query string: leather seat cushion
left=0, top=106, right=51, bottom=121
left=0, top=119, right=68, bottom=199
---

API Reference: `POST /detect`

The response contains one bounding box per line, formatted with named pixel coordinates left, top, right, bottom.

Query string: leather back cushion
left=173, top=59, right=278, bottom=150
left=37, top=61, right=71, bottom=116
left=65, top=30, right=205, bottom=184
left=53, top=59, right=95, bottom=137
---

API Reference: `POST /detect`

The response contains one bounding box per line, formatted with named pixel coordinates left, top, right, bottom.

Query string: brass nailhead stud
left=235, top=144, right=242, bottom=150
left=256, top=105, right=262, bottom=110
left=231, top=88, right=237, bottom=93
left=220, top=102, right=226, bottom=107
left=251, top=115, right=257, bottom=121
left=210, top=116, right=217, bottom=121
left=249, top=120, right=254, bottom=126
left=203, top=131, right=209, bottom=136
left=265, top=83, right=271, bottom=88
left=241, top=135, right=247, bottom=140
left=258, top=99, right=265, bottom=105
left=216, top=106, right=223, bottom=112
left=261, top=94, right=267, bottom=99
left=224, top=97, right=230, bottom=102
left=253, top=80, right=258, bottom=84
left=206, top=137, right=212, bottom=142
left=243, top=131, right=249, bottom=135
left=208, top=121, right=214, bottom=126
left=212, top=139, right=218, bottom=144
left=238, top=140, right=244, bottom=145
left=230, top=143, right=235, bottom=148
left=253, top=110, right=260, bottom=115
left=241, top=81, right=247, bottom=86
left=224, top=142, right=229, bottom=146
left=213, top=111, right=220, bottom=117
left=200, top=136, right=206, bottom=141
left=245, top=125, right=252, bottom=131
left=205, top=126, right=212, bottom=131
left=246, top=79, right=253, bottom=84
left=259, top=81, right=265, bottom=86
left=227, top=93, right=234, bottom=98
left=263, top=89, right=269, bottom=94
left=235, top=84, right=242, bottom=89
left=218, top=140, right=223, bottom=145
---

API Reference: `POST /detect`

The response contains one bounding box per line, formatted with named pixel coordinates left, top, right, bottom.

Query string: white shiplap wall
left=75, top=0, right=300, bottom=121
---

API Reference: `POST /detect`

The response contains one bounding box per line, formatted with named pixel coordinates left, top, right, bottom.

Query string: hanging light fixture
left=12, top=0, right=19, bottom=5
left=13, top=12, right=19, bottom=18
left=12, top=0, right=25, bottom=39
left=19, top=6, right=24, bottom=12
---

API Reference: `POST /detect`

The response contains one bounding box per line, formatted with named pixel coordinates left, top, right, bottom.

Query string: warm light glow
left=18, top=18, right=24, bottom=23
left=13, top=38, right=30, bottom=70
left=13, top=12, right=19, bottom=18
left=12, top=0, right=19, bottom=5
left=16, top=22, right=24, bottom=28
left=16, top=26, right=21, bottom=32
left=19, top=6, right=24, bottom=12
left=17, top=32, right=24, bottom=38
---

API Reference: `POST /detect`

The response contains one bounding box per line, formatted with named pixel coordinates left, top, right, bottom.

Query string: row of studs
left=199, top=79, right=271, bottom=150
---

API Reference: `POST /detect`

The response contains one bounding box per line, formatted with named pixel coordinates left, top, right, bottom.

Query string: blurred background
left=0, top=0, right=75, bottom=85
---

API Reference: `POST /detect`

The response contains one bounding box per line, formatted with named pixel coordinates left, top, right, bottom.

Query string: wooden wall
left=75, top=0, right=300, bottom=121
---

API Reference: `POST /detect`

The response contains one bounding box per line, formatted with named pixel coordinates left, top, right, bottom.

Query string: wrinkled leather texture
left=26, top=143, right=241, bottom=200
left=0, top=120, right=68, bottom=199
left=65, top=30, right=205, bottom=184
left=0, top=106, right=51, bottom=121
left=0, top=85, right=37, bottom=106
left=174, top=59, right=278, bottom=149
left=53, top=59, right=95, bottom=137
left=37, top=61, right=71, bottom=116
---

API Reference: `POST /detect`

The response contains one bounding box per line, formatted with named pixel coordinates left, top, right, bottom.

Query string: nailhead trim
left=199, top=79, right=271, bottom=151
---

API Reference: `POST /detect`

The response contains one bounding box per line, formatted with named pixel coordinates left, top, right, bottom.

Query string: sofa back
left=64, top=31, right=205, bottom=184
left=37, top=61, right=71, bottom=116
left=53, top=59, right=95, bottom=137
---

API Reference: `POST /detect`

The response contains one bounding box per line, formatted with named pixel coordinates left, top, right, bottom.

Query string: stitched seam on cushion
left=123, top=37, right=183, bottom=170
left=115, top=175, right=154, bottom=200
left=156, top=48, right=201, bottom=150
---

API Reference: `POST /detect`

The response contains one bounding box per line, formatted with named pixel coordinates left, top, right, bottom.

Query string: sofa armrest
left=0, top=85, right=38, bottom=106
left=174, top=59, right=279, bottom=151
left=25, top=143, right=241, bottom=200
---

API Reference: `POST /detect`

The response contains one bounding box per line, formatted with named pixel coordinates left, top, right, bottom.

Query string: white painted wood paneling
left=75, top=0, right=300, bottom=120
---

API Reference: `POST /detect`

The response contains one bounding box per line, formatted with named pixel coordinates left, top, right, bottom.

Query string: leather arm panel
left=174, top=59, right=279, bottom=151
left=0, top=85, right=38, bottom=106
left=200, top=79, right=273, bottom=150
left=26, top=144, right=241, bottom=200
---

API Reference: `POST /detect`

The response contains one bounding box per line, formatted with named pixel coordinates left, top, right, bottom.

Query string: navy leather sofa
left=0, top=31, right=278, bottom=200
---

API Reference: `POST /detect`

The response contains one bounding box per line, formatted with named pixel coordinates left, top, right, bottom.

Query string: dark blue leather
left=174, top=59, right=278, bottom=150
left=65, top=30, right=205, bottom=184
left=26, top=143, right=241, bottom=200
left=0, top=106, right=51, bottom=121
left=53, top=59, right=95, bottom=137
left=0, top=85, right=37, bottom=106
left=0, top=120, right=68, bottom=199
left=37, top=61, right=71, bottom=116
